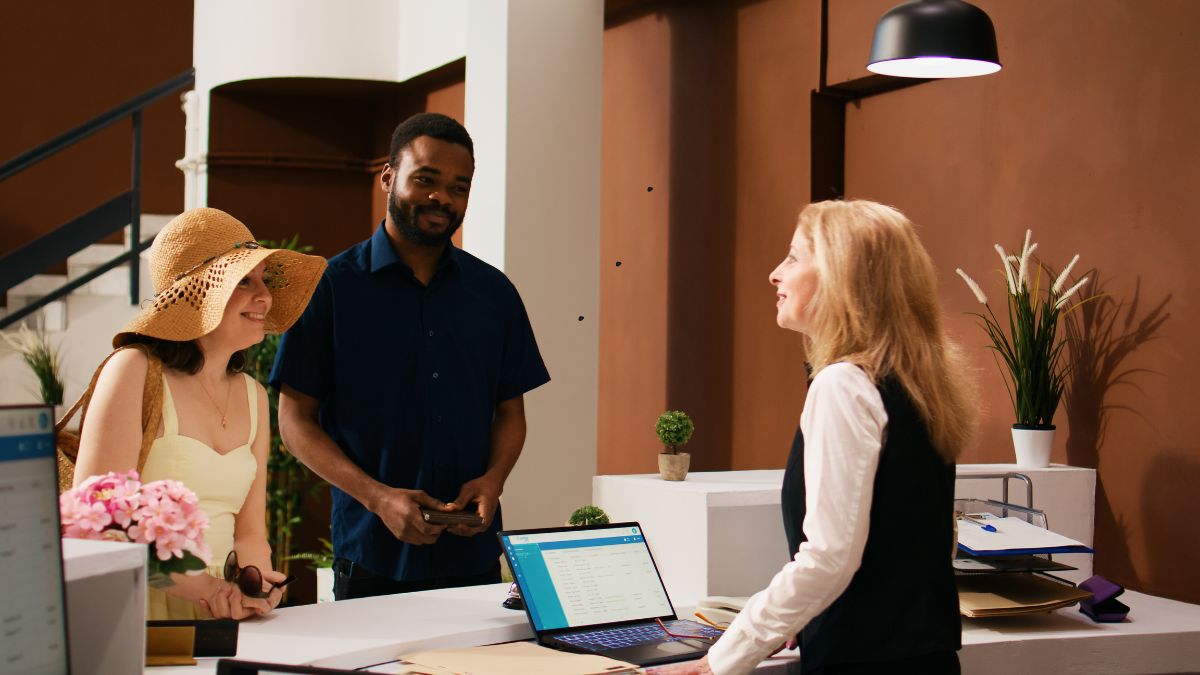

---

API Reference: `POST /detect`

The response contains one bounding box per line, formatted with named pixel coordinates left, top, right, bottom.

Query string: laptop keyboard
left=557, top=620, right=724, bottom=650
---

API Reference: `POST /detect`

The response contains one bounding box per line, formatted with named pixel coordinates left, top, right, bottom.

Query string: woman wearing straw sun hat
left=71, top=207, right=325, bottom=620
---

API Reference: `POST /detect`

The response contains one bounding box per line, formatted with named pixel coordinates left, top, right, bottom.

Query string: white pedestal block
left=595, top=465, right=1098, bottom=606
left=62, top=538, right=147, bottom=675
left=593, top=471, right=790, bottom=607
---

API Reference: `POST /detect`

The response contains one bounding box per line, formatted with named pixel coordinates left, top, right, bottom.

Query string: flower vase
left=147, top=568, right=175, bottom=589
left=1011, top=425, right=1055, bottom=468
left=658, top=452, right=690, bottom=481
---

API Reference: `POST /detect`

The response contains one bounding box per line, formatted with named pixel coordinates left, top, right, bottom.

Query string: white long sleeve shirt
left=706, top=362, right=887, bottom=675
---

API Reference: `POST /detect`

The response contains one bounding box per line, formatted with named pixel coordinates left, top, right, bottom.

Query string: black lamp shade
left=868, top=0, right=1001, bottom=78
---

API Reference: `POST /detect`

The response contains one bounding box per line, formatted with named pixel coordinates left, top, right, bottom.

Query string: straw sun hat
left=113, top=208, right=326, bottom=348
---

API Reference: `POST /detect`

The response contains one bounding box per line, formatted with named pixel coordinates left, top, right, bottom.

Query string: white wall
left=182, top=0, right=604, bottom=531
left=190, top=0, right=468, bottom=206
left=465, top=0, right=604, bottom=529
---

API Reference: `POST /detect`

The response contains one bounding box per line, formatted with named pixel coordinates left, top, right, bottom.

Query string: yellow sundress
left=140, top=372, right=259, bottom=620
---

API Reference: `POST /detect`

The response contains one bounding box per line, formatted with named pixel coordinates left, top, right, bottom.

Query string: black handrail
left=0, top=69, right=195, bottom=182
left=0, top=69, right=194, bottom=329
left=0, top=236, right=154, bottom=330
left=0, top=192, right=133, bottom=294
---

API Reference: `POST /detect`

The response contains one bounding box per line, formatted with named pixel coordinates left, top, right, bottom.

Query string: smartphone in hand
left=419, top=507, right=484, bottom=527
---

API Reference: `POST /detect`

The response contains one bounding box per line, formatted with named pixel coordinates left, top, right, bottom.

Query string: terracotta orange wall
left=0, top=1, right=191, bottom=268
left=598, top=12, right=673, bottom=474
left=729, top=0, right=819, bottom=469
left=601, top=0, right=818, bottom=474
left=834, top=0, right=1200, bottom=603
left=600, top=0, right=1199, bottom=603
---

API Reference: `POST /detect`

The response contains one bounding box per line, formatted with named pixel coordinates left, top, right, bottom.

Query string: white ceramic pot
left=658, top=452, right=691, bottom=481
left=1011, top=425, right=1055, bottom=468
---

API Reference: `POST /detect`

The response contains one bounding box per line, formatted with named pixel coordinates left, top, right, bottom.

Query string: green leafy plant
left=655, top=410, right=694, bottom=454
left=568, top=505, right=610, bottom=526
left=2, top=323, right=65, bottom=405
left=285, top=537, right=334, bottom=570
left=955, top=230, right=1094, bottom=427
left=244, top=235, right=326, bottom=577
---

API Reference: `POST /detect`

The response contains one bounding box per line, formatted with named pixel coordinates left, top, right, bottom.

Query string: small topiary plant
left=568, top=505, right=611, bottom=526
left=656, top=410, right=694, bottom=455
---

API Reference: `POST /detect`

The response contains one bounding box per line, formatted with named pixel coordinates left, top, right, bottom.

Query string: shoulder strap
left=134, top=346, right=164, bottom=474
left=55, top=349, right=123, bottom=435
left=56, top=344, right=163, bottom=475
left=243, top=373, right=258, bottom=447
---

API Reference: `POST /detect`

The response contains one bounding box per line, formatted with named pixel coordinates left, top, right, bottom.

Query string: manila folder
left=399, top=641, right=639, bottom=675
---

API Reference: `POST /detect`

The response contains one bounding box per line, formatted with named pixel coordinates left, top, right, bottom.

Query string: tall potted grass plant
left=3, top=323, right=65, bottom=417
left=956, top=230, right=1093, bottom=467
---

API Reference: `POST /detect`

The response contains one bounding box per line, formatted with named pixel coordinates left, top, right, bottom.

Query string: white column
left=175, top=90, right=203, bottom=210
left=465, top=0, right=603, bottom=529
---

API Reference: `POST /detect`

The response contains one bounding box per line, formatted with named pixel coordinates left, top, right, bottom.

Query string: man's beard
left=389, top=189, right=463, bottom=246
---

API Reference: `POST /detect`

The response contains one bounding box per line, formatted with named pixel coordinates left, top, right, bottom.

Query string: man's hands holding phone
left=444, top=474, right=502, bottom=536
left=370, top=481, right=495, bottom=545
left=370, top=486, right=449, bottom=545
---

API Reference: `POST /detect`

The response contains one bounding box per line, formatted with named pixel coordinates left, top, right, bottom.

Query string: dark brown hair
left=120, top=334, right=245, bottom=375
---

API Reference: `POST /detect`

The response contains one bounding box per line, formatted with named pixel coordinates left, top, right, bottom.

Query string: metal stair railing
left=0, top=68, right=195, bottom=330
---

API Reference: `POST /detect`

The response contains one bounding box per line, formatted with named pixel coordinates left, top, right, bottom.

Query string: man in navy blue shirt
left=270, top=113, right=550, bottom=600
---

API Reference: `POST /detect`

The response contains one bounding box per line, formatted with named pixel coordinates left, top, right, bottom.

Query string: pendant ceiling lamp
left=867, top=0, right=1001, bottom=78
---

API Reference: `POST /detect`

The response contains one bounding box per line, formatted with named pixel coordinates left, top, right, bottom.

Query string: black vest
left=781, top=375, right=960, bottom=673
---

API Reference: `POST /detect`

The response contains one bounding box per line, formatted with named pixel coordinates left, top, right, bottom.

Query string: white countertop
left=145, top=583, right=1200, bottom=674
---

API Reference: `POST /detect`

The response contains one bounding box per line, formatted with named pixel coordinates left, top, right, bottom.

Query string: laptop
left=0, top=404, right=71, bottom=674
left=498, top=522, right=723, bottom=667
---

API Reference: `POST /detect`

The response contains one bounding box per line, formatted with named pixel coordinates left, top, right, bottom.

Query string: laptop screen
left=500, top=524, right=674, bottom=632
left=0, top=404, right=69, bottom=674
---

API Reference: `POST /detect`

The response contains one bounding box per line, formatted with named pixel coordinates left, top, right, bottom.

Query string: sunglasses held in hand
left=224, top=550, right=296, bottom=599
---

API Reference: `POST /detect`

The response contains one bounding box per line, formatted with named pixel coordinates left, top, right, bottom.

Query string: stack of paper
left=956, top=513, right=1094, bottom=557
left=957, top=573, right=1094, bottom=618
left=953, top=553, right=1076, bottom=574
left=397, top=641, right=639, bottom=675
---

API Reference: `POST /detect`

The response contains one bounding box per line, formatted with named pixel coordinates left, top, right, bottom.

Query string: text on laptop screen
left=502, top=526, right=673, bottom=631
left=0, top=406, right=69, bottom=675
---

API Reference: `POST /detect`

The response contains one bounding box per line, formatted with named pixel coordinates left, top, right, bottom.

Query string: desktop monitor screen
left=0, top=404, right=70, bottom=675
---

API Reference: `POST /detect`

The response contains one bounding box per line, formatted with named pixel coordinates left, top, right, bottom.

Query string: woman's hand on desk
left=203, top=582, right=270, bottom=620
left=647, top=655, right=714, bottom=674
left=168, top=574, right=264, bottom=620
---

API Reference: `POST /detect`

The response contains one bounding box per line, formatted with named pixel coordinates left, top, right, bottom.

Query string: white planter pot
left=1011, top=425, right=1055, bottom=468
left=315, top=566, right=334, bottom=603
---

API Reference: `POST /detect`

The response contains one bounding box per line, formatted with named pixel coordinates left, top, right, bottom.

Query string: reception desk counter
left=145, top=582, right=1200, bottom=674
left=136, top=466, right=1199, bottom=674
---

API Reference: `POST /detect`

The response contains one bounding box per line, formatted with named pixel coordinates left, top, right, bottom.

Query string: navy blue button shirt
left=270, top=224, right=550, bottom=581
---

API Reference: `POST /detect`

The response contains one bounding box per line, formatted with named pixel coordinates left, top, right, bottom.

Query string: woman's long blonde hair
left=798, top=200, right=976, bottom=461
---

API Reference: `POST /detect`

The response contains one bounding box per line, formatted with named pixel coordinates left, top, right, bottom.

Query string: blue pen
left=960, top=513, right=997, bottom=533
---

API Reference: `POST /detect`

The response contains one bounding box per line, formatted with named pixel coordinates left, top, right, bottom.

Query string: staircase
left=0, top=216, right=173, bottom=408
left=0, top=70, right=194, bottom=409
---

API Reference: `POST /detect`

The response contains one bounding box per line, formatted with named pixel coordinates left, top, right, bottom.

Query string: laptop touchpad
left=655, top=641, right=706, bottom=654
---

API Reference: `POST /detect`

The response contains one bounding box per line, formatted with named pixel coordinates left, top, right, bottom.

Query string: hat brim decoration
left=113, top=208, right=326, bottom=348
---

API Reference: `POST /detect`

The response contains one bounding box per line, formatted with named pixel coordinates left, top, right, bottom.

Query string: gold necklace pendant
left=198, top=375, right=233, bottom=430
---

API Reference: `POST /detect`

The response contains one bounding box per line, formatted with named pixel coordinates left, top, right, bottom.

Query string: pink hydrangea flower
left=60, top=471, right=211, bottom=570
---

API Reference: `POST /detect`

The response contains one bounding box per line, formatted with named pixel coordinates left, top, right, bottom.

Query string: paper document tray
left=953, top=473, right=1093, bottom=616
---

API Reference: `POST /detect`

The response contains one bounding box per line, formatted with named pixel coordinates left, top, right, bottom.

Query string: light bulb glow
left=867, top=56, right=1001, bottom=78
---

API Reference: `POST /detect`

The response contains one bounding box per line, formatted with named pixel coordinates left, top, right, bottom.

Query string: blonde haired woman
left=72, top=208, right=326, bottom=620
left=657, top=200, right=975, bottom=675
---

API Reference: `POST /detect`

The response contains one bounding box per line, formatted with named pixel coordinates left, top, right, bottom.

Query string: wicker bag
left=56, top=344, right=164, bottom=492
